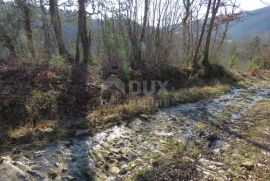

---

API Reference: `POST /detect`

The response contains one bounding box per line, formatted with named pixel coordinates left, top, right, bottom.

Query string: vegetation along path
left=1, top=81, right=270, bottom=180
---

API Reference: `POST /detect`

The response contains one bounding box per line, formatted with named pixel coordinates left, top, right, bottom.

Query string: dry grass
left=7, top=120, right=57, bottom=139
left=158, top=84, right=231, bottom=105
left=85, top=84, right=232, bottom=133
left=87, top=95, right=158, bottom=130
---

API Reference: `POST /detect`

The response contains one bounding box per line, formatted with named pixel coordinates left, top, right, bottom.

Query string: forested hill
left=63, top=6, right=270, bottom=42
left=228, top=6, right=270, bottom=39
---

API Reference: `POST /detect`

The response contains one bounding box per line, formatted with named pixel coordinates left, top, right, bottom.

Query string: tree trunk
left=0, top=23, right=16, bottom=58
left=192, top=0, right=212, bottom=70
left=202, top=0, right=221, bottom=67
left=17, top=0, right=36, bottom=57
left=140, top=0, right=149, bottom=43
left=138, top=0, right=149, bottom=69
left=182, top=0, right=192, bottom=66
left=76, top=0, right=91, bottom=64
left=75, top=32, right=80, bottom=64
left=40, top=0, right=51, bottom=59
left=49, top=0, right=73, bottom=62
left=128, top=0, right=149, bottom=71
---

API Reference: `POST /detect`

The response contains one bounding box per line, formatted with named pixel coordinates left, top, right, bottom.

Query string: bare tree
left=125, top=0, right=150, bottom=70
left=40, top=0, right=52, bottom=59
left=182, top=0, right=194, bottom=66
left=49, top=0, right=73, bottom=62
left=76, top=0, right=91, bottom=63
left=202, top=0, right=222, bottom=68
left=192, top=0, right=212, bottom=70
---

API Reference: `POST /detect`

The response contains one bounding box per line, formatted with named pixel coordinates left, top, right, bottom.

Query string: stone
left=75, top=129, right=90, bottom=137
left=109, top=166, right=120, bottom=174
left=213, top=148, right=221, bottom=155
left=139, top=114, right=149, bottom=119
left=119, top=168, right=128, bottom=175
left=42, top=128, right=54, bottom=133
left=169, top=115, right=177, bottom=121
left=218, top=169, right=226, bottom=175
left=240, top=161, right=254, bottom=171
left=222, top=143, right=231, bottom=151
left=199, top=158, right=224, bottom=167
left=231, top=153, right=241, bottom=158
left=12, top=149, right=22, bottom=155
left=62, top=175, right=76, bottom=181
left=0, top=162, right=28, bottom=181
left=255, top=163, right=264, bottom=168
left=60, top=141, right=72, bottom=147
left=34, top=150, right=46, bottom=157
left=48, top=169, right=59, bottom=179
left=54, top=162, right=62, bottom=167
left=12, top=161, right=31, bottom=171
left=105, top=113, right=120, bottom=121
left=27, top=169, right=47, bottom=179
left=0, top=156, right=8, bottom=163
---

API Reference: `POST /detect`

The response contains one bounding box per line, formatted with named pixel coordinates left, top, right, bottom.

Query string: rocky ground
left=0, top=80, right=270, bottom=180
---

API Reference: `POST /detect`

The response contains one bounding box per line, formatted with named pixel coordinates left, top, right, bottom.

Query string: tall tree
left=40, top=0, right=51, bottom=59
left=16, top=0, right=36, bottom=57
left=192, top=0, right=212, bottom=70
left=202, top=0, right=222, bottom=67
left=49, top=0, right=73, bottom=62
left=127, top=0, right=149, bottom=70
left=182, top=0, right=194, bottom=66
left=76, top=0, right=91, bottom=64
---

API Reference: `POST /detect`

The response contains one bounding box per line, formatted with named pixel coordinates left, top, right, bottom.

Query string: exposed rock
left=75, top=129, right=90, bottom=137
left=103, top=114, right=119, bottom=123
left=109, top=166, right=120, bottom=174
left=48, top=170, right=57, bottom=179
left=213, top=148, right=221, bottom=155
left=62, top=175, right=76, bottom=181
left=27, top=169, right=47, bottom=179
left=0, top=162, right=29, bottom=181
left=199, top=158, right=224, bottom=167
left=54, top=162, right=62, bottom=167
left=34, top=150, right=46, bottom=157
left=221, top=143, right=231, bottom=151
left=0, top=156, right=9, bottom=163
left=42, top=128, right=54, bottom=133
left=218, top=169, right=226, bottom=175
left=240, top=161, right=255, bottom=171
left=12, top=161, right=31, bottom=171
left=119, top=168, right=128, bottom=175
left=59, top=141, right=72, bottom=147
left=140, top=114, right=149, bottom=119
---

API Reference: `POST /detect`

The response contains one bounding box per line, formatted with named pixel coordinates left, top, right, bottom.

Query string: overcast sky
left=238, top=0, right=270, bottom=11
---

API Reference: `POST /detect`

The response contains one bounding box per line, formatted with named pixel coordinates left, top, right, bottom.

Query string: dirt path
left=0, top=82, right=270, bottom=180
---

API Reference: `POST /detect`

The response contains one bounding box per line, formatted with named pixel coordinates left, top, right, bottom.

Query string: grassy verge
left=85, top=84, right=232, bottom=132
left=4, top=83, right=232, bottom=148
left=85, top=69, right=270, bottom=133
left=3, top=67, right=270, bottom=150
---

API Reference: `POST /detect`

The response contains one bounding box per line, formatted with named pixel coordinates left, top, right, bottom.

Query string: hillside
left=228, top=6, right=270, bottom=39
